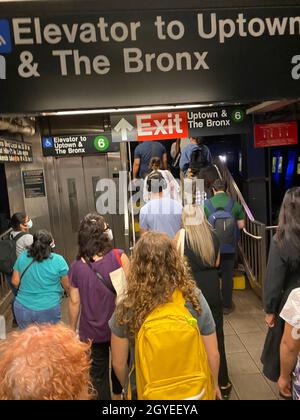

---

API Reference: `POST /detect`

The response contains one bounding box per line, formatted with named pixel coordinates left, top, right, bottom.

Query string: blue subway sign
left=0, top=20, right=12, bottom=54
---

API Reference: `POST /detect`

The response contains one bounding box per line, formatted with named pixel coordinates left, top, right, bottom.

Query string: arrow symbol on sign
left=114, top=118, right=134, bottom=141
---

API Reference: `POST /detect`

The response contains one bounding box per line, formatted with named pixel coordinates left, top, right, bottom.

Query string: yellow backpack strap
left=172, top=288, right=186, bottom=306
left=171, top=288, right=199, bottom=327
left=126, top=364, right=135, bottom=400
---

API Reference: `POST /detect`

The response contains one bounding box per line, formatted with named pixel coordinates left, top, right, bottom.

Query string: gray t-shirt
left=10, top=231, right=33, bottom=257
left=109, top=290, right=215, bottom=398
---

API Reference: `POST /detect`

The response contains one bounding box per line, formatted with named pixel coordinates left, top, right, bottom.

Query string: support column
left=241, top=131, right=269, bottom=224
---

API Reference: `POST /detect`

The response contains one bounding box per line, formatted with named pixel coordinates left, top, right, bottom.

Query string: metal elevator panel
left=55, top=157, right=88, bottom=263
left=52, top=153, right=125, bottom=264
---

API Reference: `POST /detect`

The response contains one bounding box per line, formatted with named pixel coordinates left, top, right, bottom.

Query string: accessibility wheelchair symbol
left=0, top=20, right=12, bottom=54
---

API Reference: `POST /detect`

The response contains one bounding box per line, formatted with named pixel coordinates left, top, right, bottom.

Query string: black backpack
left=189, top=145, right=210, bottom=175
left=0, top=232, right=27, bottom=274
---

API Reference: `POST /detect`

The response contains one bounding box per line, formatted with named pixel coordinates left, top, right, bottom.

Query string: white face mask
left=106, top=229, right=113, bottom=242
left=50, top=241, right=56, bottom=249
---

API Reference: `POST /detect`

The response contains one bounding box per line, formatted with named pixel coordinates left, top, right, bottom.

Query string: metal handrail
left=214, top=158, right=255, bottom=222
left=213, top=158, right=273, bottom=298
left=242, top=228, right=262, bottom=240
left=0, top=228, right=12, bottom=240
left=0, top=228, right=13, bottom=315
left=127, top=142, right=136, bottom=251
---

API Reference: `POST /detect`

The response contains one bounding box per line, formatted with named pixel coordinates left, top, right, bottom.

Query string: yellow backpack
left=135, top=288, right=215, bottom=400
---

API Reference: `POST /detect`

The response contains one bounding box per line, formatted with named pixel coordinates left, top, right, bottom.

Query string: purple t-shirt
left=69, top=249, right=123, bottom=343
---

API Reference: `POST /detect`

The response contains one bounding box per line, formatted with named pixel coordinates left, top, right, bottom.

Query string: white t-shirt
left=143, top=170, right=181, bottom=203
left=280, top=288, right=300, bottom=400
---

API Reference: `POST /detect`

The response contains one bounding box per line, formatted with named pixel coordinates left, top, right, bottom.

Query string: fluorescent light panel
left=42, top=103, right=218, bottom=116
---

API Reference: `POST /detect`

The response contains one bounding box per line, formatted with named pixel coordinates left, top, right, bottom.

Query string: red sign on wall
left=254, top=122, right=298, bottom=148
left=136, top=112, right=188, bottom=141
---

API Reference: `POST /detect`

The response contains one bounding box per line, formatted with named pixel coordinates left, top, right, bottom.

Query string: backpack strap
left=172, top=288, right=186, bottom=306
left=205, top=199, right=216, bottom=215
left=224, top=198, right=234, bottom=214
left=85, top=260, right=116, bottom=295
left=12, top=232, right=27, bottom=242
left=113, top=249, right=123, bottom=267
left=20, top=260, right=35, bottom=282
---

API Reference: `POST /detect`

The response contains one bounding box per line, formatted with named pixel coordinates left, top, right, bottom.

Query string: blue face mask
left=26, top=219, right=33, bottom=229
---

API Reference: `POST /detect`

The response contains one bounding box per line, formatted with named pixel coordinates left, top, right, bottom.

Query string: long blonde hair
left=182, top=204, right=216, bottom=267
left=116, top=232, right=201, bottom=337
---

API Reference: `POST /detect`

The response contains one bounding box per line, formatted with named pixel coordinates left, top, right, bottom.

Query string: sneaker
left=223, top=302, right=235, bottom=315
left=220, top=383, right=233, bottom=400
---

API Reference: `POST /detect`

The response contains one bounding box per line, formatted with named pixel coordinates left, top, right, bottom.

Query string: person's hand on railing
left=265, top=314, right=276, bottom=328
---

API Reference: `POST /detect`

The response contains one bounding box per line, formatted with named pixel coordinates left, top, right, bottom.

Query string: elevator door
left=55, top=154, right=124, bottom=263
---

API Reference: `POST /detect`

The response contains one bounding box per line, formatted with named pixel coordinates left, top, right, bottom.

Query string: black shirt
left=184, top=230, right=221, bottom=310
left=264, top=236, right=300, bottom=314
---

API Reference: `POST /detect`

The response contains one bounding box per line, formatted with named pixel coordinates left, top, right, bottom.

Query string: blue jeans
left=14, top=300, right=61, bottom=330
left=5, top=274, right=18, bottom=321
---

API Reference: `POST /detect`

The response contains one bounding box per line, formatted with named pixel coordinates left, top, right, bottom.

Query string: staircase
left=214, top=158, right=276, bottom=298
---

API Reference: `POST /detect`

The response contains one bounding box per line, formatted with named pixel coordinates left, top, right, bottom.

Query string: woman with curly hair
left=109, top=231, right=221, bottom=400
left=0, top=323, right=92, bottom=400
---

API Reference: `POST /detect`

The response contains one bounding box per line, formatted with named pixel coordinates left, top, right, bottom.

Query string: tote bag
left=109, top=249, right=128, bottom=305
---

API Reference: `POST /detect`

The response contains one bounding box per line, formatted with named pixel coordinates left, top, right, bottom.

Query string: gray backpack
left=205, top=199, right=237, bottom=254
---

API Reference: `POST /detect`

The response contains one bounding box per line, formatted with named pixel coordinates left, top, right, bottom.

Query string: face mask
left=106, top=229, right=113, bottom=242
left=26, top=219, right=33, bottom=229
left=50, top=241, right=56, bottom=249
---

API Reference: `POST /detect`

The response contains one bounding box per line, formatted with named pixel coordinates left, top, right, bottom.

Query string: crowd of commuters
left=0, top=139, right=299, bottom=401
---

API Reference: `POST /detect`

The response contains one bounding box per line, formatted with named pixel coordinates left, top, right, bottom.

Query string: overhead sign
left=41, top=133, right=119, bottom=157
left=137, top=112, right=189, bottom=141
left=254, top=121, right=298, bottom=148
left=114, top=118, right=134, bottom=141
left=111, top=107, right=249, bottom=142
left=22, top=169, right=46, bottom=198
left=0, top=137, right=33, bottom=163
left=188, top=108, right=248, bottom=137
left=1, top=6, right=300, bottom=112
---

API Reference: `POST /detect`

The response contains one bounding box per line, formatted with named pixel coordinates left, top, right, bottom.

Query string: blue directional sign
left=0, top=20, right=12, bottom=54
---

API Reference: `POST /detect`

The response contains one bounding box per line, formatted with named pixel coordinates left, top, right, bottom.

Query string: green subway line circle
left=94, top=135, right=110, bottom=152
